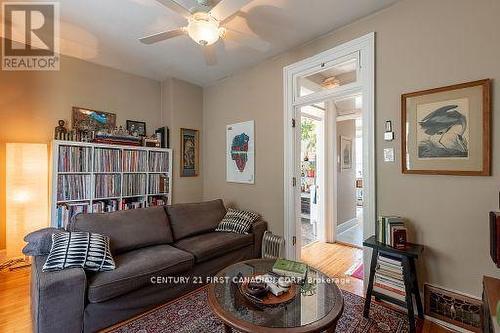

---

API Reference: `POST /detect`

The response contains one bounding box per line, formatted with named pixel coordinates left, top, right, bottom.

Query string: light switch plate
left=384, top=148, right=395, bottom=162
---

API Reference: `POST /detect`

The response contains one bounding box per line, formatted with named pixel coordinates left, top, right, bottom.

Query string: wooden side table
left=363, top=235, right=424, bottom=333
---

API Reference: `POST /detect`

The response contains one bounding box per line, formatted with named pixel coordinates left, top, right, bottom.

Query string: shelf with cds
left=50, top=140, right=173, bottom=228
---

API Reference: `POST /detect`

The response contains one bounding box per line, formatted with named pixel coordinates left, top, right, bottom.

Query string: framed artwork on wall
left=340, top=136, right=352, bottom=170
left=180, top=128, right=199, bottom=177
left=126, top=120, right=146, bottom=136
left=226, top=120, right=254, bottom=184
left=72, top=107, right=116, bottom=132
left=402, top=79, right=491, bottom=176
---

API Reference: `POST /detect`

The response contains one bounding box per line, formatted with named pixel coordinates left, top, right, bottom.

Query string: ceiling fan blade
left=209, top=0, right=253, bottom=22
left=155, top=0, right=192, bottom=19
left=223, top=28, right=270, bottom=52
left=139, top=28, right=186, bottom=44
left=202, top=44, right=217, bottom=66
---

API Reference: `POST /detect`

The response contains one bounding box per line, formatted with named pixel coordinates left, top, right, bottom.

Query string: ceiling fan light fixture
left=187, top=12, right=220, bottom=46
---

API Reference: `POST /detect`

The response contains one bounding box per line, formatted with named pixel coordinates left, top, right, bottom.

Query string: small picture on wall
left=72, top=107, right=116, bottom=132
left=402, top=79, right=491, bottom=176
left=180, top=128, right=199, bottom=177
left=126, top=120, right=147, bottom=136
left=340, top=136, right=352, bottom=170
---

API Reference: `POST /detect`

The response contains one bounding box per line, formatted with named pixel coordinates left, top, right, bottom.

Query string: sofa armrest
left=31, top=256, right=86, bottom=333
left=250, top=219, right=268, bottom=258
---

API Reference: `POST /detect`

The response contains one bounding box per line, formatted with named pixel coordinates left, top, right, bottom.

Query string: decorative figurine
left=54, top=120, right=68, bottom=140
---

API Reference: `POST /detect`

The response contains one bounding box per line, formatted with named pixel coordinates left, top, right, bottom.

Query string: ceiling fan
left=139, top=0, right=270, bottom=65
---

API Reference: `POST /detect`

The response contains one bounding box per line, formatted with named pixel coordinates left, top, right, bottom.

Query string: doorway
left=283, top=33, right=375, bottom=287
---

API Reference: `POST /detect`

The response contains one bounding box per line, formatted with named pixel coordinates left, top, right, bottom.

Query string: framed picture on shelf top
left=126, top=120, right=146, bottom=136
left=340, top=136, right=352, bottom=170
left=226, top=120, right=254, bottom=184
left=72, top=107, right=116, bottom=132
left=180, top=128, right=199, bottom=177
left=402, top=79, right=491, bottom=176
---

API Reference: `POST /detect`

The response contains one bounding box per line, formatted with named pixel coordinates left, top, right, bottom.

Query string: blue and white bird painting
left=416, top=98, right=469, bottom=159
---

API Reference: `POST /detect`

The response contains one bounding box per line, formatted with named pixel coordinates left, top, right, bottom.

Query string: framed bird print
left=402, top=79, right=491, bottom=176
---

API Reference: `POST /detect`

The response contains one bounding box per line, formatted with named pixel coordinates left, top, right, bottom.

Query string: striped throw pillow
left=43, top=231, right=115, bottom=272
left=215, top=208, right=260, bottom=234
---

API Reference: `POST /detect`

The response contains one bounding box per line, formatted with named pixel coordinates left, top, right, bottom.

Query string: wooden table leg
left=410, top=258, right=424, bottom=319
left=363, top=248, right=378, bottom=318
left=223, top=323, right=232, bottom=333
left=402, top=257, right=416, bottom=333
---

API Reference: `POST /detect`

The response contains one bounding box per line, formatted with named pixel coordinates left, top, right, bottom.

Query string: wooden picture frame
left=72, top=107, right=116, bottom=132
left=126, top=120, right=146, bottom=137
left=180, top=128, right=199, bottom=177
left=401, top=79, right=491, bottom=176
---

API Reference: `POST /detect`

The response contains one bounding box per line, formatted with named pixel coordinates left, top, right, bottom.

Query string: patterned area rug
left=108, top=286, right=409, bottom=333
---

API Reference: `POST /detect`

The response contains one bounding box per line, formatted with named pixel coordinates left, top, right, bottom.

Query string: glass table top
left=211, top=259, right=343, bottom=329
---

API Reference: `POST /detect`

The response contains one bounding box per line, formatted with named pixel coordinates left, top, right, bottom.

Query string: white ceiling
left=17, top=0, right=400, bottom=86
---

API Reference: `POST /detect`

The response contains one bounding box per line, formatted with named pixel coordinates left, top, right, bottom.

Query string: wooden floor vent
left=424, top=284, right=482, bottom=332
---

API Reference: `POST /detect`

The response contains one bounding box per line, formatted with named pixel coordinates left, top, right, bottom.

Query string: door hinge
left=292, top=118, right=296, bottom=128
left=292, top=177, right=296, bottom=187
left=292, top=236, right=297, bottom=246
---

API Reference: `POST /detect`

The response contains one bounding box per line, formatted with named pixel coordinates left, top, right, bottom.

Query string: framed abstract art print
left=226, top=120, right=255, bottom=184
left=401, top=79, right=491, bottom=176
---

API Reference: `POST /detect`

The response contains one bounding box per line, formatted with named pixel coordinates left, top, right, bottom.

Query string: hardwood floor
left=0, top=267, right=31, bottom=333
left=301, top=241, right=453, bottom=333
left=0, top=246, right=451, bottom=333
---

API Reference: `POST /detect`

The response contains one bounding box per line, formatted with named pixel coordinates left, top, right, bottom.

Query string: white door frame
left=283, top=33, right=375, bottom=280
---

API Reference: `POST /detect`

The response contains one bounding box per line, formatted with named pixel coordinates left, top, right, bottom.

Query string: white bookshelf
left=50, top=140, right=173, bottom=228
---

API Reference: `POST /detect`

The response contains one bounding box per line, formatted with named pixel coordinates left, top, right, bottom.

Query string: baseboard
left=337, top=218, right=358, bottom=234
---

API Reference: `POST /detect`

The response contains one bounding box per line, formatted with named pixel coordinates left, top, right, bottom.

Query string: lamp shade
left=6, top=143, right=48, bottom=258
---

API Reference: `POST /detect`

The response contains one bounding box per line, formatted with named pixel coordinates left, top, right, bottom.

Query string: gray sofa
left=29, top=199, right=267, bottom=333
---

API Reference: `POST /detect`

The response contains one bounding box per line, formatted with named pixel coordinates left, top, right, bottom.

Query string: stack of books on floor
left=376, top=216, right=407, bottom=248
left=373, top=254, right=406, bottom=302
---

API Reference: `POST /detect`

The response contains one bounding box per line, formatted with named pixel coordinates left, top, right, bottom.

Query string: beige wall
left=161, top=78, right=203, bottom=204
left=337, top=120, right=356, bottom=226
left=203, top=0, right=500, bottom=296
left=0, top=53, right=164, bottom=251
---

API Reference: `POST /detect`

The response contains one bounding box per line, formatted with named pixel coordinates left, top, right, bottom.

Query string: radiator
left=261, top=231, right=285, bottom=259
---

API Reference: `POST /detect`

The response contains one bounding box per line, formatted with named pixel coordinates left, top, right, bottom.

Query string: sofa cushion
left=69, top=206, right=173, bottom=254
left=87, top=245, right=194, bottom=303
left=173, top=232, right=253, bottom=263
left=166, top=199, right=226, bottom=240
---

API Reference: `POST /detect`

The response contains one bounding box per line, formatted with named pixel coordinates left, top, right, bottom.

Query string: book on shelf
left=149, top=151, right=169, bottom=172
left=92, top=200, right=119, bottom=213
left=123, top=150, right=147, bottom=172
left=148, top=174, right=169, bottom=194
left=122, top=174, right=146, bottom=196
left=57, top=174, right=91, bottom=201
left=58, top=146, right=91, bottom=172
left=56, top=202, right=89, bottom=228
left=148, top=196, right=167, bottom=207
left=122, top=199, right=146, bottom=210
left=376, top=216, right=407, bottom=247
left=95, top=174, right=121, bottom=198
left=272, top=258, right=308, bottom=280
left=94, top=148, right=121, bottom=172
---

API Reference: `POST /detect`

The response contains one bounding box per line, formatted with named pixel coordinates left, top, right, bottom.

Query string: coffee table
left=207, top=259, right=344, bottom=333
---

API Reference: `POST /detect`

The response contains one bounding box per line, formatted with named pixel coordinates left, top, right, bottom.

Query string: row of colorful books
left=122, top=174, right=147, bottom=196
left=56, top=202, right=89, bottom=228
left=94, top=148, right=122, bottom=172
left=58, top=146, right=92, bottom=173
left=376, top=216, right=407, bottom=248
left=123, top=150, right=148, bottom=172
left=95, top=174, right=121, bottom=198
left=57, top=175, right=91, bottom=201
left=373, top=254, right=406, bottom=301
left=148, top=174, right=169, bottom=194
left=92, top=200, right=119, bottom=213
left=149, top=151, right=169, bottom=172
